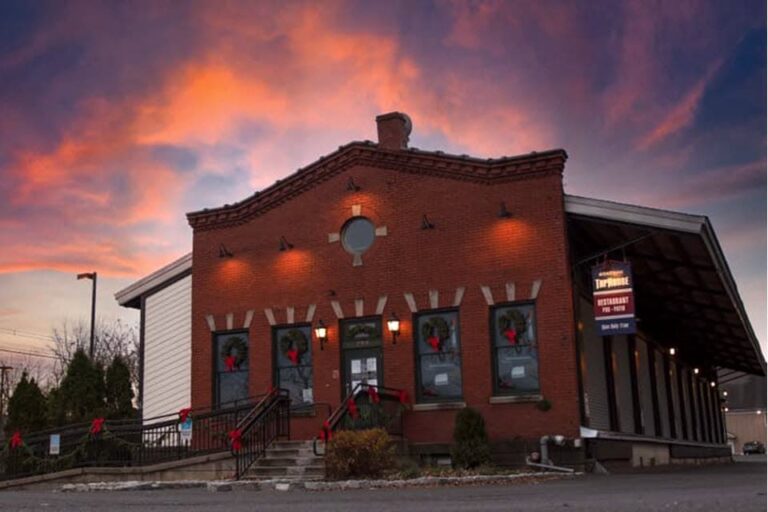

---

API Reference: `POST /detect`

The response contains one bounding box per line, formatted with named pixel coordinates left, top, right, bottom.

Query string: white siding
left=143, top=275, right=192, bottom=422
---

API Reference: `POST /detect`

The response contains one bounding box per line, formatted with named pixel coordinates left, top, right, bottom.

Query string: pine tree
left=5, top=372, right=48, bottom=435
left=450, top=407, right=491, bottom=469
left=50, top=349, right=106, bottom=425
left=105, top=356, right=135, bottom=419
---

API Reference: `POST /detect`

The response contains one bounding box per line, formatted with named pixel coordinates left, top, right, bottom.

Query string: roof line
left=114, top=253, right=192, bottom=307
left=186, top=143, right=567, bottom=231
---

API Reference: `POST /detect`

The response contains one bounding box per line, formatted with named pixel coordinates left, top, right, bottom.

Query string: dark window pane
left=492, top=304, right=540, bottom=395
left=342, top=217, right=375, bottom=254
left=274, top=325, right=314, bottom=406
left=419, top=353, right=463, bottom=399
left=415, top=310, right=462, bottom=402
left=217, top=371, right=249, bottom=405
left=214, top=332, right=250, bottom=407
left=277, top=366, right=314, bottom=405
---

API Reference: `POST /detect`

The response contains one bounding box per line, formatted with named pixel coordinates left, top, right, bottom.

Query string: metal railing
left=313, top=384, right=407, bottom=456
left=230, top=388, right=291, bottom=479
left=0, top=394, right=267, bottom=482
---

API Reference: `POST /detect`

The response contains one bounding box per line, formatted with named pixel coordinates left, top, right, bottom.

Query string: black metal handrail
left=313, top=384, right=407, bottom=456
left=0, top=394, right=267, bottom=482
left=230, top=388, right=291, bottom=479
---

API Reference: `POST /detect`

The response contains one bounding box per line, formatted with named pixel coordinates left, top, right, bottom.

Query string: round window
left=341, top=217, right=376, bottom=255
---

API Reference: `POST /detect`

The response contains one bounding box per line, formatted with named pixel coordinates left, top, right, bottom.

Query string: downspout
left=526, top=435, right=575, bottom=473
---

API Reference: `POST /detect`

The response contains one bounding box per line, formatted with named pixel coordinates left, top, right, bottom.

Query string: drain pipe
left=525, top=435, right=575, bottom=473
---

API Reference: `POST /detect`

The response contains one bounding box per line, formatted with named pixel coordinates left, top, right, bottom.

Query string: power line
left=0, top=347, right=57, bottom=360
left=0, top=327, right=54, bottom=342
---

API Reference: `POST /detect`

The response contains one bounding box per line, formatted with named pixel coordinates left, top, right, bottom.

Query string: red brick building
left=118, top=112, right=765, bottom=467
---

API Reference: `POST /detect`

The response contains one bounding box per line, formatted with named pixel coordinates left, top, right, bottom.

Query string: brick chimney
left=376, top=112, right=412, bottom=150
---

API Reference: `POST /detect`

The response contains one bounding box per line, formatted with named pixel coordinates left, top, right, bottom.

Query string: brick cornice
left=187, top=142, right=567, bottom=232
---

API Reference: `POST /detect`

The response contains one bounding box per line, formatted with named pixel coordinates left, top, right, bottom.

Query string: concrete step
left=270, top=440, right=315, bottom=449
left=264, top=447, right=316, bottom=458
left=246, top=465, right=325, bottom=478
left=256, top=456, right=323, bottom=467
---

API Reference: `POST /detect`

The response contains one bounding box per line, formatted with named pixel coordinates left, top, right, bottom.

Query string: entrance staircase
left=244, top=440, right=324, bottom=481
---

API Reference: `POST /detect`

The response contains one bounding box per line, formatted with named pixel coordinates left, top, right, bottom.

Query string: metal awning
left=566, top=195, right=765, bottom=376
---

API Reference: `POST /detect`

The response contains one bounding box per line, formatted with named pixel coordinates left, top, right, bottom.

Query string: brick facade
left=189, top=114, right=580, bottom=443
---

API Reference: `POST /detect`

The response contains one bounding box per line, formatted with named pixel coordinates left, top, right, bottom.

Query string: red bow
left=228, top=429, right=242, bottom=452
left=368, top=386, right=380, bottom=404
left=179, top=408, right=192, bottom=424
left=427, top=335, right=441, bottom=352
left=347, top=398, right=359, bottom=419
left=224, top=355, right=237, bottom=372
left=398, top=390, right=410, bottom=405
left=286, top=349, right=299, bottom=365
left=319, top=420, right=333, bottom=442
left=90, top=417, right=105, bottom=435
left=9, top=431, right=22, bottom=449
left=504, top=328, right=517, bottom=345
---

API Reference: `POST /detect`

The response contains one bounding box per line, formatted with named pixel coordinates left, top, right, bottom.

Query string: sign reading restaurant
left=591, top=260, right=637, bottom=336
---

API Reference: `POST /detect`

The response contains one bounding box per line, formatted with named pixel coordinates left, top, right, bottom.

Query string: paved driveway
left=1, top=459, right=765, bottom=512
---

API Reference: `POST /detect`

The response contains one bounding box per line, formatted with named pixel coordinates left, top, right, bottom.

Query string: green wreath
left=220, top=335, right=248, bottom=368
left=498, top=309, right=527, bottom=337
left=279, top=329, right=309, bottom=363
left=421, top=316, right=451, bottom=352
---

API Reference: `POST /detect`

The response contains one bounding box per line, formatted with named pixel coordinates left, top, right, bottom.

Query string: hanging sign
left=49, top=434, right=60, bottom=455
left=179, top=418, right=193, bottom=444
left=592, top=260, right=636, bottom=335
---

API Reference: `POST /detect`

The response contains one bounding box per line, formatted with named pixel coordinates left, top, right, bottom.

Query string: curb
left=59, top=472, right=578, bottom=493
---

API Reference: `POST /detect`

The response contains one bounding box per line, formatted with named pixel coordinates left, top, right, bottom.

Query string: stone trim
left=412, top=401, right=466, bottom=411
left=489, top=394, right=543, bottom=404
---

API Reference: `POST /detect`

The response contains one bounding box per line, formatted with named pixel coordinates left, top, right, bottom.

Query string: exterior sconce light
left=421, top=214, right=435, bottom=230
left=724, top=407, right=729, bottom=412
left=219, top=243, right=234, bottom=258
left=723, top=391, right=728, bottom=397
left=757, top=410, right=762, bottom=415
left=668, top=347, right=676, bottom=356
left=314, top=320, right=328, bottom=351
left=346, top=177, right=361, bottom=192
left=279, top=236, right=294, bottom=252
left=693, top=368, right=700, bottom=375
left=710, top=381, right=716, bottom=388
left=386, top=312, right=401, bottom=344
left=498, top=201, right=512, bottom=218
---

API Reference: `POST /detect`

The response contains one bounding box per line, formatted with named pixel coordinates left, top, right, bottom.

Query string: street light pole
left=77, top=271, right=97, bottom=358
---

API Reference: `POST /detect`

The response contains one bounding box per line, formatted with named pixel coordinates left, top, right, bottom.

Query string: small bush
left=451, top=407, right=491, bottom=469
left=325, top=428, right=395, bottom=479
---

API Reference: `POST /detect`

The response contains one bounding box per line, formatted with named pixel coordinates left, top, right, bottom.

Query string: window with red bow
left=414, top=309, right=462, bottom=403
left=273, top=324, right=314, bottom=408
left=491, top=302, right=539, bottom=396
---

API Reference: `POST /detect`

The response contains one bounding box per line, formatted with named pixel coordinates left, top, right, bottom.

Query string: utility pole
left=0, top=365, right=13, bottom=435
left=77, top=272, right=98, bottom=358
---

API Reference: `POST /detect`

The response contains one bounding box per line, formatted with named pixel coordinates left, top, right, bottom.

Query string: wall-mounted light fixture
left=723, top=391, right=728, bottom=397
left=693, top=368, right=700, bottom=375
left=710, top=381, right=716, bottom=388
left=219, top=243, right=234, bottom=258
left=498, top=201, right=512, bottom=218
left=279, top=236, right=294, bottom=252
left=314, top=319, right=328, bottom=351
left=347, top=177, right=361, bottom=192
left=668, top=347, right=676, bottom=356
left=387, top=312, right=401, bottom=344
left=421, top=214, right=435, bottom=230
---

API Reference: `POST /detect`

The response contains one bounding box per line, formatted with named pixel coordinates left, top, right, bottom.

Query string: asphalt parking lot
left=0, top=457, right=765, bottom=512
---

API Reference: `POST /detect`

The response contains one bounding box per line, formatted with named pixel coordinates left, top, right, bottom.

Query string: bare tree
left=51, top=318, right=139, bottom=387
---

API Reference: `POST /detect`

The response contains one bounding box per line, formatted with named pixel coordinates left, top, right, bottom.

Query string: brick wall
left=190, top=162, right=580, bottom=443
